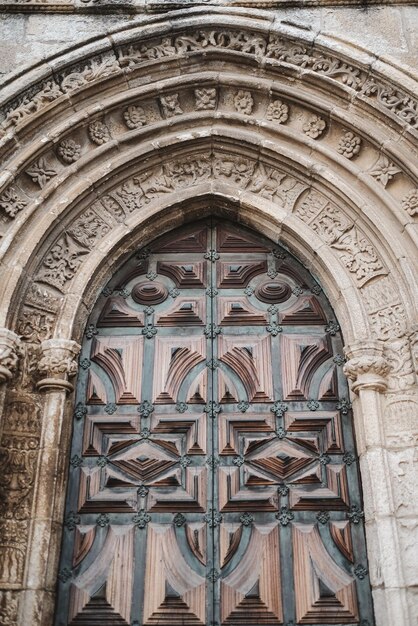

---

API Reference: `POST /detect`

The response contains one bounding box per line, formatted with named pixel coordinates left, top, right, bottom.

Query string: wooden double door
left=55, top=221, right=374, bottom=626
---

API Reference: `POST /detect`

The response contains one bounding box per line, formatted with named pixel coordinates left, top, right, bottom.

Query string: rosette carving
left=36, top=338, right=81, bottom=392
left=343, top=341, right=390, bottom=393
left=0, top=328, right=21, bottom=383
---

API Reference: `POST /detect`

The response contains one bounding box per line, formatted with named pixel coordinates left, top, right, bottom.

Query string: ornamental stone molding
left=36, top=338, right=81, bottom=392
left=344, top=341, right=391, bottom=394
left=0, top=6, right=416, bottom=626
left=0, top=328, right=21, bottom=383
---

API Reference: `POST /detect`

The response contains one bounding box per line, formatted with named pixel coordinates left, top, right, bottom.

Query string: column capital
left=0, top=327, right=21, bottom=383
left=343, top=340, right=390, bottom=393
left=36, top=338, right=81, bottom=393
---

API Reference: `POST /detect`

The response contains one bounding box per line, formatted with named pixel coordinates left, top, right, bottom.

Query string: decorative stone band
left=343, top=341, right=390, bottom=394
left=0, top=327, right=21, bottom=383
left=409, top=324, right=418, bottom=375
left=36, top=338, right=81, bottom=392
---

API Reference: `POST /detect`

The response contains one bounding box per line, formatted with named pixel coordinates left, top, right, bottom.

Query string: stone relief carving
left=159, top=94, right=183, bottom=117
left=384, top=339, right=416, bottom=392
left=0, top=590, right=19, bottom=625
left=401, top=189, right=418, bottom=217
left=338, top=131, right=361, bottom=159
left=233, top=89, right=254, bottom=115
left=59, top=54, right=120, bottom=93
left=194, top=88, right=217, bottom=110
left=302, top=114, right=326, bottom=138
left=25, top=157, right=57, bottom=188
left=36, top=338, right=80, bottom=392
left=0, top=329, right=21, bottom=383
left=2, top=26, right=417, bottom=148
left=28, top=154, right=391, bottom=301
left=0, top=186, right=27, bottom=218
left=57, top=139, right=81, bottom=164
left=67, top=206, right=111, bottom=249
left=384, top=395, right=418, bottom=448
left=294, top=191, right=387, bottom=287
left=88, top=120, right=111, bottom=145
left=36, top=233, right=90, bottom=292
left=0, top=400, right=42, bottom=587
left=368, top=155, right=401, bottom=187
left=343, top=341, right=390, bottom=393
left=266, top=99, right=289, bottom=123
left=123, top=104, right=147, bottom=129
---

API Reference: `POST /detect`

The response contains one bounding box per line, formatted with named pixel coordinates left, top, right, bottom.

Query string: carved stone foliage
left=294, top=191, right=387, bottom=287
left=0, top=399, right=42, bottom=587
left=30, top=154, right=307, bottom=297
left=360, top=276, right=408, bottom=342
left=35, top=206, right=111, bottom=293
left=343, top=341, right=390, bottom=393
left=36, top=338, right=81, bottom=392
left=0, top=329, right=21, bottom=383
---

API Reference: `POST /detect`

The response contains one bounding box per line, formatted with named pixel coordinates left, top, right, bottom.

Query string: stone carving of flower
left=88, top=120, right=111, bottom=145
left=0, top=186, right=27, bottom=217
left=338, top=131, right=361, bottom=159
left=160, top=93, right=183, bottom=118
left=195, top=88, right=217, bottom=110
left=233, top=90, right=254, bottom=115
left=266, top=99, right=289, bottom=123
left=57, top=138, right=81, bottom=164
left=123, top=105, right=147, bottom=129
left=401, top=189, right=418, bottom=216
left=368, top=155, right=401, bottom=187
left=303, top=114, right=326, bottom=139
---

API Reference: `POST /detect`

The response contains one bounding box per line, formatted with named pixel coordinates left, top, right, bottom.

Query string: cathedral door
left=55, top=220, right=374, bottom=626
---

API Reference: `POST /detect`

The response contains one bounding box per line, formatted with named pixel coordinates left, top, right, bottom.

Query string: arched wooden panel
left=55, top=221, right=375, bottom=626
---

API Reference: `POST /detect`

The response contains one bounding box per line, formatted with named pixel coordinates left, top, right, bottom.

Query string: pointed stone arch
left=0, top=8, right=416, bottom=626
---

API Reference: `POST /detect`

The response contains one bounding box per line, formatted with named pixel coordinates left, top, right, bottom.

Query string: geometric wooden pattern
left=152, top=336, right=206, bottom=404
left=221, top=524, right=282, bottom=624
left=56, top=221, right=373, bottom=626
left=281, top=334, right=332, bottom=400
left=292, top=523, right=359, bottom=623
left=218, top=335, right=273, bottom=402
left=90, top=336, right=144, bottom=404
left=69, top=526, right=134, bottom=625
left=143, top=525, right=206, bottom=625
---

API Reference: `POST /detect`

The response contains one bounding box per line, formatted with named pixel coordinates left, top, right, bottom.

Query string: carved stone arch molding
left=0, top=7, right=417, bottom=626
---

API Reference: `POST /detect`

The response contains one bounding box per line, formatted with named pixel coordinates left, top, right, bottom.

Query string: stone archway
left=0, top=8, right=416, bottom=626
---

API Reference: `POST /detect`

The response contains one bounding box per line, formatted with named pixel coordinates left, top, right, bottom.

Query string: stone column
left=344, top=341, right=409, bottom=626
left=0, top=328, right=21, bottom=385
left=19, top=339, right=80, bottom=624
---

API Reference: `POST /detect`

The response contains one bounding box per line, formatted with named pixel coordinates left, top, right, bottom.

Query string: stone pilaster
left=343, top=340, right=409, bottom=626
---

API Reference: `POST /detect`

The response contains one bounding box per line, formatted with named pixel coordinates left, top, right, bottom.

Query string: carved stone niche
left=343, top=340, right=390, bottom=394
left=36, top=338, right=80, bottom=393
left=0, top=328, right=21, bottom=384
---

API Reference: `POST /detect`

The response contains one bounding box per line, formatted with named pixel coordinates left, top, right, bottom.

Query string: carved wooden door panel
left=55, top=221, right=374, bottom=626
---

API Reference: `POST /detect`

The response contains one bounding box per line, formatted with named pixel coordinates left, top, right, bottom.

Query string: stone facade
left=0, top=2, right=417, bottom=625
